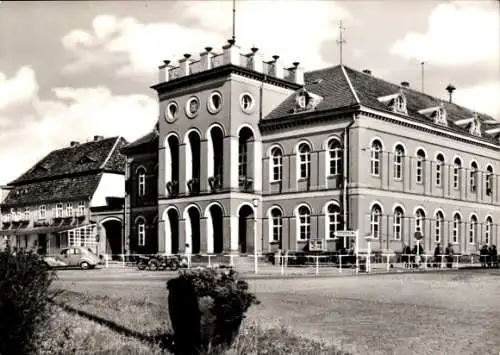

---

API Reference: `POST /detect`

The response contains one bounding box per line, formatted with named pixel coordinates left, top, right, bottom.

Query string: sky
left=0, top=0, right=499, bottom=185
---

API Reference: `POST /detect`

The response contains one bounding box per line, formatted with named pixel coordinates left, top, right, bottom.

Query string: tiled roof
left=121, top=123, right=159, bottom=153
left=264, top=65, right=499, bottom=141
left=1, top=174, right=102, bottom=207
left=9, top=136, right=128, bottom=185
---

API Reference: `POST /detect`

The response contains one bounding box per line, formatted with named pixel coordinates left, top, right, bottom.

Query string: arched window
left=393, top=207, right=404, bottom=240
left=269, top=208, right=283, bottom=242
left=469, top=215, right=478, bottom=244
left=470, top=162, right=478, bottom=192
left=453, top=158, right=462, bottom=190
left=327, top=139, right=342, bottom=176
left=452, top=213, right=461, bottom=244
left=370, top=204, right=382, bottom=239
left=370, top=140, right=382, bottom=176
left=326, top=203, right=341, bottom=239
left=136, top=218, right=146, bottom=246
left=435, top=211, right=444, bottom=243
left=270, top=147, right=283, bottom=182
left=486, top=165, right=493, bottom=196
left=416, top=150, right=426, bottom=184
left=297, top=143, right=311, bottom=179
left=435, top=154, right=444, bottom=186
left=485, top=216, right=493, bottom=245
left=137, top=168, right=146, bottom=197
left=393, top=145, right=405, bottom=180
left=297, top=205, right=311, bottom=240
left=415, top=209, right=426, bottom=235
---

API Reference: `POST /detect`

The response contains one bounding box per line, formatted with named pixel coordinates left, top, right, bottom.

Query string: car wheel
left=80, top=261, right=90, bottom=270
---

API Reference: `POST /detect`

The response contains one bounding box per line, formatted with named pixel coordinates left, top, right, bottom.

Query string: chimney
left=446, top=83, right=456, bottom=103
left=179, top=53, right=192, bottom=76
left=288, top=62, right=304, bottom=85
left=222, top=39, right=239, bottom=65
left=199, top=47, right=214, bottom=70
left=93, top=135, right=104, bottom=142
left=271, top=55, right=283, bottom=79
left=401, top=81, right=410, bottom=88
left=248, top=46, right=263, bottom=72
left=158, top=60, right=174, bottom=82
left=362, top=69, right=372, bottom=75
left=70, top=141, right=80, bottom=147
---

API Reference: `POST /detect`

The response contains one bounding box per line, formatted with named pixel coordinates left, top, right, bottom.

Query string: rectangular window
left=453, top=166, right=460, bottom=189
left=138, top=223, right=146, bottom=246
left=416, top=159, right=423, bottom=184
left=65, top=203, right=73, bottom=217
left=470, top=171, right=477, bottom=192
left=55, top=203, right=63, bottom=218
left=435, top=163, right=442, bottom=186
left=272, top=216, right=282, bottom=242
left=24, top=208, right=30, bottom=221
left=39, top=205, right=46, bottom=220
left=10, top=208, right=17, bottom=222
left=138, top=173, right=146, bottom=196
left=272, top=155, right=282, bottom=182
left=77, top=202, right=85, bottom=216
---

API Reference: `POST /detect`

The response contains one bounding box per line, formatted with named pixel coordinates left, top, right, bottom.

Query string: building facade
left=0, top=136, right=128, bottom=256
left=152, top=40, right=500, bottom=256
left=121, top=126, right=159, bottom=256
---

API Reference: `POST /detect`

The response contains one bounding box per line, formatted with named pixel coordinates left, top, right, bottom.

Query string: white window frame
left=435, top=212, right=444, bottom=243
left=370, top=141, right=382, bottom=176
left=453, top=159, right=461, bottom=189
left=269, top=208, right=283, bottom=242
left=486, top=166, right=493, bottom=196
left=415, top=209, right=425, bottom=234
left=470, top=163, right=478, bottom=192
left=77, top=201, right=85, bottom=216
left=24, top=208, right=30, bottom=221
left=393, top=146, right=404, bottom=181
left=55, top=203, right=63, bottom=218
left=297, top=143, right=311, bottom=180
left=370, top=205, right=381, bottom=239
left=270, top=147, right=283, bottom=182
left=65, top=203, right=73, bottom=217
left=39, top=205, right=46, bottom=220
left=393, top=208, right=403, bottom=240
left=452, top=214, right=461, bottom=244
left=469, top=216, right=477, bottom=244
left=327, top=139, right=342, bottom=176
left=297, top=205, right=311, bottom=241
left=435, top=155, right=444, bottom=186
left=416, top=152, right=425, bottom=184
left=138, top=170, right=146, bottom=197
left=326, top=203, right=341, bottom=240
left=485, top=217, right=492, bottom=245
left=138, top=222, right=146, bottom=246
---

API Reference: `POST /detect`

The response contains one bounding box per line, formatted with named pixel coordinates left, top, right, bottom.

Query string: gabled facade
left=0, top=136, right=128, bottom=256
left=153, top=39, right=500, bottom=256
left=121, top=125, right=159, bottom=256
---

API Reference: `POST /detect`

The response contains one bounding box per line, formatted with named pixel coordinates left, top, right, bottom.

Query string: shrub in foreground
left=167, top=267, right=259, bottom=354
left=0, top=247, right=58, bottom=355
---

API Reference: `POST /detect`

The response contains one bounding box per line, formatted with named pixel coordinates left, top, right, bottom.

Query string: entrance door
left=38, top=234, right=47, bottom=255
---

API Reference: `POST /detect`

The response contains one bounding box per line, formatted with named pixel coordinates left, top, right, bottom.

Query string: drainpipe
left=342, top=113, right=358, bottom=248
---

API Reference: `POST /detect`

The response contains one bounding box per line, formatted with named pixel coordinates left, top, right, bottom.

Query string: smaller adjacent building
left=0, top=136, right=128, bottom=256
left=121, top=124, right=159, bottom=256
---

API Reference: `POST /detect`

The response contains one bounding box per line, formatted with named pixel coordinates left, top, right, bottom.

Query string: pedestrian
left=402, top=243, right=411, bottom=268
left=434, top=243, right=442, bottom=268
left=489, top=245, right=498, bottom=268
left=445, top=243, right=454, bottom=269
left=479, top=244, right=489, bottom=269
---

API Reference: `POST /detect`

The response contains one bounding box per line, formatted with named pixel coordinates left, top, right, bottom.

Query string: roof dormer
left=418, top=103, right=448, bottom=126
left=290, top=88, right=323, bottom=114
left=468, top=112, right=482, bottom=137
left=377, top=89, right=407, bottom=115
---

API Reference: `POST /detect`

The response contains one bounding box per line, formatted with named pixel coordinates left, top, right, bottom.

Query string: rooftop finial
left=336, top=20, right=346, bottom=65
left=232, top=0, right=236, bottom=42
left=446, top=83, right=456, bottom=103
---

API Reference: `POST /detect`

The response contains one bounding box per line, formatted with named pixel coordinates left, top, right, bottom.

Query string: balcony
left=166, top=180, right=180, bottom=197
left=187, top=178, right=201, bottom=196
left=208, top=175, right=223, bottom=192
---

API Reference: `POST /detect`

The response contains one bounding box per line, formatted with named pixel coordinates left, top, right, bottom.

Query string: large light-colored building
left=152, top=39, right=499, bottom=256
left=0, top=136, right=128, bottom=256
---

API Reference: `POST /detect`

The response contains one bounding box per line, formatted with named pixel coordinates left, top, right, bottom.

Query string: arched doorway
left=185, top=206, right=201, bottom=254
left=238, top=204, right=254, bottom=254
left=207, top=204, right=224, bottom=254
left=168, top=209, right=179, bottom=254
left=101, top=218, right=122, bottom=260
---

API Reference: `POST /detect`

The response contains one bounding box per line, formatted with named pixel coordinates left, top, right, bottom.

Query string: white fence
left=99, top=252, right=498, bottom=276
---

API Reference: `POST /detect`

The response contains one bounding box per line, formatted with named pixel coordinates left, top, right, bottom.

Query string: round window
left=240, top=93, right=255, bottom=113
left=164, top=102, right=178, bottom=123
left=185, top=97, right=200, bottom=118
left=207, top=92, right=223, bottom=114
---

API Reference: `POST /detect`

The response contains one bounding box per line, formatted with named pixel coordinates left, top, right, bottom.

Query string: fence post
left=208, top=255, right=212, bottom=267
left=339, top=255, right=342, bottom=273
left=455, top=255, right=460, bottom=270
left=230, top=254, right=234, bottom=267
left=386, top=254, right=390, bottom=272
left=315, top=256, right=319, bottom=275
left=105, top=254, right=109, bottom=268
left=254, top=252, right=258, bottom=275
left=280, top=254, right=284, bottom=275
left=122, top=254, right=125, bottom=268
left=440, top=255, right=444, bottom=269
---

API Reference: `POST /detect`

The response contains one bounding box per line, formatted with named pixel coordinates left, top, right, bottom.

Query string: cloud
left=0, top=68, right=158, bottom=185
left=61, top=1, right=349, bottom=77
left=0, top=66, right=38, bottom=109
left=390, top=2, right=499, bottom=66
left=453, top=82, right=500, bottom=118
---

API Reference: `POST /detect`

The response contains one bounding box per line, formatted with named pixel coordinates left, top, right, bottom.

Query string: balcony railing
left=187, top=178, right=201, bottom=195
left=239, top=176, right=254, bottom=193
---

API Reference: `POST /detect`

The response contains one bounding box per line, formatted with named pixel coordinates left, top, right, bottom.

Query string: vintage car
left=44, top=247, right=101, bottom=270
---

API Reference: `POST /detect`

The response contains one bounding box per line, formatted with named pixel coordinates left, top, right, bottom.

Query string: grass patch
left=47, top=290, right=347, bottom=354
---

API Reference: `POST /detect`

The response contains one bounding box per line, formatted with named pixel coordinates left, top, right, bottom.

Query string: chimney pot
left=293, top=62, right=300, bottom=67
left=163, top=60, right=171, bottom=66
left=94, top=135, right=104, bottom=141
left=401, top=81, right=410, bottom=88
left=204, top=46, right=213, bottom=52
left=272, top=55, right=280, bottom=61
left=70, top=141, right=80, bottom=147
left=251, top=47, right=259, bottom=53
left=362, top=69, right=372, bottom=75
left=446, top=83, right=456, bottom=103
left=183, top=53, right=191, bottom=59
left=227, top=39, right=236, bottom=46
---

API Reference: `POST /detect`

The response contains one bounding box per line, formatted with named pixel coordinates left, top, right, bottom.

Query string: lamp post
left=252, top=198, right=259, bottom=274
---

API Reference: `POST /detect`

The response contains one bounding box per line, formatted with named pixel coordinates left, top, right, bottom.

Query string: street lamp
left=252, top=198, right=259, bottom=274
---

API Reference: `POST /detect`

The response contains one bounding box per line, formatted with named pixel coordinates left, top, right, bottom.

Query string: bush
left=166, top=267, right=259, bottom=354
left=0, top=246, right=58, bottom=355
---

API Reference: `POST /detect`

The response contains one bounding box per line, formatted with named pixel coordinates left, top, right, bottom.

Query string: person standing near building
left=488, top=245, right=497, bottom=268
left=445, top=243, right=454, bottom=269
left=433, top=243, right=442, bottom=268
left=479, top=244, right=489, bottom=269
